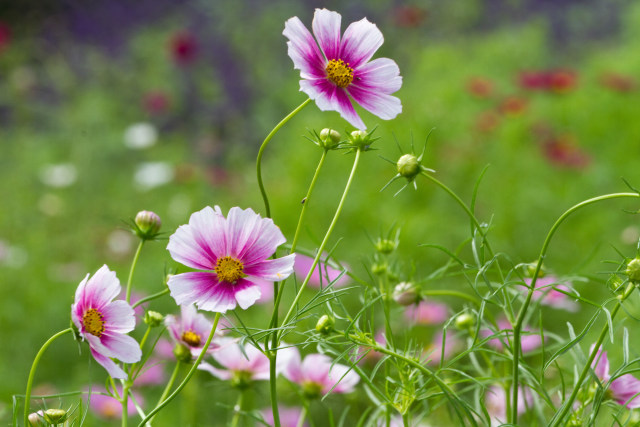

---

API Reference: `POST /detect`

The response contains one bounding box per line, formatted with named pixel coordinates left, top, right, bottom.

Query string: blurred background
left=2, top=0, right=640, bottom=424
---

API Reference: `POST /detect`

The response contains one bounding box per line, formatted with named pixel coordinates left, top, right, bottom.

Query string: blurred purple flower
left=482, top=318, right=544, bottom=354
left=404, top=300, right=449, bottom=325
left=262, top=406, right=308, bottom=427
left=283, top=8, right=402, bottom=129
left=524, top=276, right=578, bottom=312
left=592, top=346, right=640, bottom=408
left=293, top=253, right=349, bottom=288
left=284, top=348, right=359, bottom=397
left=485, top=385, right=533, bottom=426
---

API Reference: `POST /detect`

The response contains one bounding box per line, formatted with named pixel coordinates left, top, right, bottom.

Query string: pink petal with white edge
left=611, top=374, right=640, bottom=408
left=168, top=272, right=237, bottom=313
left=101, top=300, right=136, bottom=333
left=312, top=9, right=342, bottom=60
left=283, top=17, right=326, bottom=79
left=245, top=254, right=295, bottom=281
left=353, top=58, right=402, bottom=94
left=591, top=348, right=610, bottom=380
left=167, top=206, right=225, bottom=270
left=79, top=265, right=121, bottom=309
left=326, top=362, right=359, bottom=393
left=284, top=347, right=304, bottom=383
left=347, top=85, right=402, bottom=120
left=98, top=331, right=142, bottom=363
left=225, top=207, right=285, bottom=263
left=340, top=18, right=383, bottom=69
left=234, top=284, right=262, bottom=310
left=90, top=347, right=127, bottom=379
left=299, top=78, right=366, bottom=130
left=198, top=362, right=232, bottom=380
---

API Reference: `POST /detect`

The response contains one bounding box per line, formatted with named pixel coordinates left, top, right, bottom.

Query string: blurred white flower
left=107, top=229, right=135, bottom=256
left=0, top=240, right=28, bottom=268
left=134, top=162, right=174, bottom=190
left=124, top=122, right=158, bottom=149
left=621, top=226, right=640, bottom=245
left=39, top=163, right=77, bottom=188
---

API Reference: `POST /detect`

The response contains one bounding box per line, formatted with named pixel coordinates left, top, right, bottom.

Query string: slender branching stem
left=126, top=240, right=145, bottom=303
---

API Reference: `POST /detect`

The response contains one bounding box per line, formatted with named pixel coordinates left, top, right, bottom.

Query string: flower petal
left=99, top=331, right=142, bottom=363
left=198, top=361, right=232, bottom=380
left=79, top=265, right=121, bottom=309
left=101, top=300, right=136, bottom=333
left=168, top=271, right=236, bottom=313
left=167, top=206, right=225, bottom=270
left=347, top=85, right=402, bottom=120
left=90, top=347, right=127, bottom=379
left=234, top=283, right=262, bottom=310
left=312, top=8, right=341, bottom=60
left=352, top=57, right=402, bottom=94
left=611, top=374, right=640, bottom=408
left=301, top=78, right=366, bottom=129
left=245, top=254, right=295, bottom=282
left=340, top=17, right=383, bottom=69
left=283, top=16, right=326, bottom=79
left=225, top=207, right=285, bottom=263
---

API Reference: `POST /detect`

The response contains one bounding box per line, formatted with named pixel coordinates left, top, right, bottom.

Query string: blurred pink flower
left=523, top=276, right=578, bottom=312
left=485, top=385, right=533, bottom=426
left=89, top=386, right=142, bottom=420
left=482, top=318, right=544, bottom=354
left=142, top=91, right=170, bottom=114
left=294, top=253, right=350, bottom=288
left=71, top=265, right=141, bottom=379
left=592, top=346, right=640, bottom=408
left=284, top=348, right=359, bottom=397
left=262, top=406, right=308, bottom=427
left=0, top=23, right=10, bottom=53
left=499, top=95, right=527, bottom=116
left=284, top=8, right=402, bottom=129
left=404, top=300, right=449, bottom=325
left=541, top=135, right=590, bottom=169
left=169, top=31, right=198, bottom=65
left=134, top=359, right=166, bottom=386
left=425, top=331, right=462, bottom=366
left=600, top=72, right=636, bottom=93
left=154, top=338, right=175, bottom=360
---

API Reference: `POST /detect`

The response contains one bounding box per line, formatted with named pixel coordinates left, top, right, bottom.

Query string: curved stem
left=132, top=288, right=169, bottom=309
left=126, top=240, right=145, bottom=303
left=156, top=362, right=181, bottom=408
left=256, top=98, right=312, bottom=218
left=550, top=283, right=635, bottom=426
left=510, top=192, right=640, bottom=424
left=24, top=328, right=72, bottom=426
left=278, top=148, right=363, bottom=339
left=230, top=391, right=244, bottom=427
left=421, top=289, right=481, bottom=306
left=138, top=313, right=221, bottom=426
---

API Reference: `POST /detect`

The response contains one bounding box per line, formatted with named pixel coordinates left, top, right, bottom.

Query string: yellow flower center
left=215, top=256, right=244, bottom=284
left=82, top=308, right=105, bottom=337
left=326, top=59, right=354, bottom=88
left=181, top=330, right=202, bottom=347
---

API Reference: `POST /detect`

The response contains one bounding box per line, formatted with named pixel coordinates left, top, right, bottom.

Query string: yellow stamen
left=326, top=59, right=354, bottom=88
left=82, top=308, right=106, bottom=337
left=181, top=330, right=202, bottom=347
left=215, top=256, right=245, bottom=284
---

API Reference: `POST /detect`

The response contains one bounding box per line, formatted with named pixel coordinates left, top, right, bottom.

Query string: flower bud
left=454, top=313, right=475, bottom=330
left=371, top=262, right=388, bottom=276
left=173, top=343, right=193, bottom=363
left=626, top=258, right=640, bottom=283
left=134, top=210, right=162, bottom=240
left=396, top=154, right=420, bottom=180
left=28, top=411, right=44, bottom=426
left=392, top=282, right=420, bottom=306
left=43, top=408, right=68, bottom=424
left=348, top=130, right=373, bottom=150
left=375, top=238, right=397, bottom=255
left=318, top=128, right=341, bottom=150
left=144, top=310, right=164, bottom=327
left=315, top=314, right=335, bottom=335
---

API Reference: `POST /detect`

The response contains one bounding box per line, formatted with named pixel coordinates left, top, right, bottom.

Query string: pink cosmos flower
left=71, top=265, right=142, bottom=379
left=262, top=406, right=308, bottom=427
left=293, top=253, right=350, bottom=288
left=165, top=304, right=223, bottom=357
left=404, top=301, right=449, bottom=325
left=284, top=348, right=359, bottom=397
left=199, top=338, right=295, bottom=385
left=485, top=385, right=533, bottom=426
left=88, top=386, right=141, bottom=420
left=592, top=346, right=640, bottom=408
left=482, top=318, right=543, bottom=354
left=134, top=359, right=166, bottom=386
left=167, top=206, right=295, bottom=313
left=283, top=8, right=402, bottom=130
left=425, top=332, right=462, bottom=366
left=523, top=276, right=578, bottom=312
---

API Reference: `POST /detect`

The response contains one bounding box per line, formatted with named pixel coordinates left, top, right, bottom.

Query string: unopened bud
left=371, top=262, right=388, bottom=276
left=375, top=238, right=397, bottom=255
left=318, top=128, right=341, bottom=149
left=455, top=313, right=475, bottom=330
left=173, top=343, right=192, bottom=363
left=626, top=258, right=640, bottom=283
left=43, top=408, right=68, bottom=424
left=144, top=310, right=164, bottom=327
left=392, top=282, right=420, bottom=306
left=134, top=210, right=162, bottom=240
left=397, top=154, right=420, bottom=180
left=349, top=130, right=372, bottom=149
left=28, top=411, right=44, bottom=426
left=315, top=314, right=335, bottom=335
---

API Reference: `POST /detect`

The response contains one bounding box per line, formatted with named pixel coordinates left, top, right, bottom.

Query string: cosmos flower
left=71, top=265, right=141, bottom=379
left=284, top=349, right=359, bottom=398
left=485, top=385, right=533, bottom=426
left=404, top=300, right=449, bottom=325
left=424, top=332, right=462, bottom=366
left=167, top=206, right=295, bottom=313
left=88, top=386, right=142, bottom=420
left=283, top=8, right=402, bottom=130
left=482, top=317, right=544, bottom=354
left=165, top=304, right=223, bottom=357
left=261, top=406, right=308, bottom=427
left=523, top=276, right=578, bottom=312
left=293, top=253, right=350, bottom=288
left=592, top=346, right=640, bottom=408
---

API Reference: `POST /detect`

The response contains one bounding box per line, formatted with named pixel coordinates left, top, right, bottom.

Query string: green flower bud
left=626, top=258, right=640, bottom=283
left=144, top=310, right=164, bottom=327
left=134, top=210, right=162, bottom=240
left=455, top=313, right=475, bottom=330
left=230, top=370, right=253, bottom=390
left=173, top=343, right=193, bottom=363
left=43, top=408, right=68, bottom=424
left=315, top=314, right=335, bottom=335
left=371, top=262, right=388, bottom=276
left=392, top=282, right=420, bottom=306
left=318, top=128, right=341, bottom=150
left=396, top=154, right=420, bottom=180
left=375, top=238, right=398, bottom=255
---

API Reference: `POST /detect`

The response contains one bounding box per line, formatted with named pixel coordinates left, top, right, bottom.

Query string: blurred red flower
left=0, top=22, right=11, bottom=53
left=600, top=72, right=636, bottom=93
left=393, top=5, right=428, bottom=28
left=142, top=91, right=170, bottom=114
left=467, top=77, right=494, bottom=98
left=170, top=31, right=198, bottom=65
left=542, top=135, right=590, bottom=168
left=475, top=110, right=500, bottom=133
left=548, top=69, right=577, bottom=93
left=518, top=69, right=577, bottom=93
left=499, top=96, right=527, bottom=116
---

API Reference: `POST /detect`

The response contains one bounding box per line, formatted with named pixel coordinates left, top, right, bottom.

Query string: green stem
left=156, top=362, right=181, bottom=408
left=511, top=192, right=640, bottom=424
left=278, top=147, right=363, bottom=340
left=421, top=289, right=481, bottom=306
left=268, top=353, right=281, bottom=427
left=230, top=391, right=244, bottom=427
left=122, top=381, right=130, bottom=427
left=296, top=402, right=308, bottom=427
left=126, top=240, right=145, bottom=303
left=23, top=328, right=72, bottom=426
left=550, top=283, right=635, bottom=426
left=132, top=288, right=170, bottom=309
left=137, top=312, right=221, bottom=426
left=256, top=98, right=312, bottom=218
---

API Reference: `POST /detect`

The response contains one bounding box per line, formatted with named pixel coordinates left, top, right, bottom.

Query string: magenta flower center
left=181, top=330, right=202, bottom=347
left=82, top=308, right=106, bottom=337
left=325, top=59, right=354, bottom=88
left=215, top=256, right=244, bottom=283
